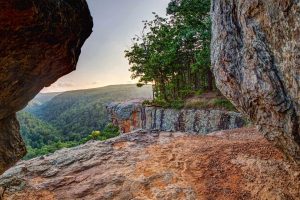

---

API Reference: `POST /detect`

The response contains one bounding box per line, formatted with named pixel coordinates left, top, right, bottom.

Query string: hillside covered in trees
left=24, top=92, right=62, bottom=113
left=17, top=84, right=152, bottom=159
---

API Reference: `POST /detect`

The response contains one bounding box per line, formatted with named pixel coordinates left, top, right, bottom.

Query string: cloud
left=57, top=82, right=75, bottom=87
left=42, top=81, right=77, bottom=93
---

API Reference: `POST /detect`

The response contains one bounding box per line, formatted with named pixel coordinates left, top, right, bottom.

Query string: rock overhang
left=0, top=0, right=93, bottom=174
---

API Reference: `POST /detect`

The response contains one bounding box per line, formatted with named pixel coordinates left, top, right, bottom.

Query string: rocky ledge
left=107, top=100, right=245, bottom=134
left=0, top=128, right=299, bottom=200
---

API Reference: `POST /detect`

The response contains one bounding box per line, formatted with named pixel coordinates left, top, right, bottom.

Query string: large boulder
left=211, top=0, right=300, bottom=162
left=0, top=0, right=93, bottom=174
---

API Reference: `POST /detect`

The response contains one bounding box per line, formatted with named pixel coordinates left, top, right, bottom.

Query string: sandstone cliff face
left=211, top=0, right=300, bottom=162
left=0, top=0, right=93, bottom=174
left=0, top=128, right=299, bottom=199
left=107, top=100, right=245, bottom=134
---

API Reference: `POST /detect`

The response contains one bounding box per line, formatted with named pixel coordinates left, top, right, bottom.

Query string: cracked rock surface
left=0, top=128, right=299, bottom=199
left=211, top=0, right=300, bottom=162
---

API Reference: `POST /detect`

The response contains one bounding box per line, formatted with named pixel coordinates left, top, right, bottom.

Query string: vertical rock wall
left=211, top=0, right=300, bottom=162
left=0, top=115, right=26, bottom=174
left=106, top=100, right=245, bottom=134
left=0, top=0, right=93, bottom=174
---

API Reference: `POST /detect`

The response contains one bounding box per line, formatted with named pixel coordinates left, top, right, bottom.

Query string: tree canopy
left=125, top=0, right=214, bottom=104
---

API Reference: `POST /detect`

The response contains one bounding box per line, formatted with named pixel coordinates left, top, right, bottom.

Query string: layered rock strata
left=211, top=0, right=300, bottom=162
left=106, top=100, right=245, bottom=134
left=0, top=0, right=93, bottom=174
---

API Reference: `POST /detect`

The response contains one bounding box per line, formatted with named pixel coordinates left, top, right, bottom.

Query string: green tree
left=125, top=0, right=214, bottom=104
left=167, top=0, right=213, bottom=91
left=90, top=130, right=101, bottom=140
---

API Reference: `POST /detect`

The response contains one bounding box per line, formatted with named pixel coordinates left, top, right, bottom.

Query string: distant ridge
left=18, top=84, right=153, bottom=157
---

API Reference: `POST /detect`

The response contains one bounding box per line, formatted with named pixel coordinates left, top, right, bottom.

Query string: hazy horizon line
left=40, top=83, right=153, bottom=94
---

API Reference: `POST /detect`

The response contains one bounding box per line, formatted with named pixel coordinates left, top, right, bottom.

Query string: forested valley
left=18, top=85, right=152, bottom=159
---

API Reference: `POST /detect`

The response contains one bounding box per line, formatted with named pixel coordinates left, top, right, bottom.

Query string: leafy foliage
left=31, top=84, right=152, bottom=140
left=82, top=124, right=120, bottom=143
left=19, top=84, right=151, bottom=159
left=23, top=124, right=120, bottom=160
left=91, top=131, right=101, bottom=140
left=102, top=123, right=120, bottom=139
left=17, top=111, right=61, bottom=149
left=24, top=141, right=80, bottom=160
left=125, top=0, right=214, bottom=103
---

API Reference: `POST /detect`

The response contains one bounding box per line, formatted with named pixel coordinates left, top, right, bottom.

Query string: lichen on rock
left=211, top=0, right=300, bottom=163
left=0, top=0, right=93, bottom=174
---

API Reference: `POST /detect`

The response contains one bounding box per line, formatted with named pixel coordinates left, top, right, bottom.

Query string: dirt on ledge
left=0, top=128, right=299, bottom=200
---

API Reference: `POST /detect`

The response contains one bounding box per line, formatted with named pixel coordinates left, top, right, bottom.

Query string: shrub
left=102, top=123, right=120, bottom=140
left=23, top=126, right=120, bottom=160
left=90, top=130, right=101, bottom=140
left=142, top=100, right=152, bottom=106
left=152, top=98, right=169, bottom=108
left=145, top=98, right=184, bottom=109
left=212, top=99, right=236, bottom=111
left=169, top=100, right=184, bottom=109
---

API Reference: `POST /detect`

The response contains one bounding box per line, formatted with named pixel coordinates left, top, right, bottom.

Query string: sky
left=43, top=0, right=169, bottom=92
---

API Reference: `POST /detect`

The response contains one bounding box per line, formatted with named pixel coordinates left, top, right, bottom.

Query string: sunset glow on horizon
left=42, top=0, right=169, bottom=93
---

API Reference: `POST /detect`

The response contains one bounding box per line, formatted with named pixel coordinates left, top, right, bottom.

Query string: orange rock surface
left=0, top=128, right=299, bottom=199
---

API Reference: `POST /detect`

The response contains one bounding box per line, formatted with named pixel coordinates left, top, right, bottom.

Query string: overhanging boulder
left=0, top=0, right=93, bottom=174
left=211, top=0, right=300, bottom=162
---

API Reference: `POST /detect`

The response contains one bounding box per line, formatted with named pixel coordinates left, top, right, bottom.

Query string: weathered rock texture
left=0, top=115, right=26, bottom=174
left=107, top=100, right=245, bottom=134
left=0, top=128, right=299, bottom=199
left=211, top=0, right=300, bottom=162
left=0, top=0, right=93, bottom=174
